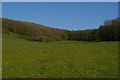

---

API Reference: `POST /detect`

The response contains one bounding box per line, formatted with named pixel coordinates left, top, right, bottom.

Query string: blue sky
left=2, top=2, right=118, bottom=30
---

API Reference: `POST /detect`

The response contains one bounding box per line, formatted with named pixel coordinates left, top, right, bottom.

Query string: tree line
left=2, top=18, right=120, bottom=42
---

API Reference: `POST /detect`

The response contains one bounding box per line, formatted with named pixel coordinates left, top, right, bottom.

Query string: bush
left=25, top=36, right=55, bottom=42
left=2, top=27, right=10, bottom=34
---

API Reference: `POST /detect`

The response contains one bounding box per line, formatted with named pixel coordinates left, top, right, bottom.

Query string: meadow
left=2, top=34, right=118, bottom=78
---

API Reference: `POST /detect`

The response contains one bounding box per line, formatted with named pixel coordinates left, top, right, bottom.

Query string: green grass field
left=2, top=34, right=118, bottom=78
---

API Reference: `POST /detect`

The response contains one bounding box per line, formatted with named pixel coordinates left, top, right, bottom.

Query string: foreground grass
left=2, top=34, right=118, bottom=78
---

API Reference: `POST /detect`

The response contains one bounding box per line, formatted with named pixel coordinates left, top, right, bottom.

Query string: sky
left=2, top=2, right=118, bottom=30
left=1, top=0, right=120, bottom=2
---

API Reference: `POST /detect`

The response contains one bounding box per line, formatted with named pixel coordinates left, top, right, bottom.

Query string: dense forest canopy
left=2, top=18, right=120, bottom=42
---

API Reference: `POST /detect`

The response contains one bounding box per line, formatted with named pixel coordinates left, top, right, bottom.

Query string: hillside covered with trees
left=2, top=18, right=120, bottom=42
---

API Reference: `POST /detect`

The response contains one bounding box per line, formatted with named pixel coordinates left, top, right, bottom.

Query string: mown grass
left=2, top=34, right=118, bottom=78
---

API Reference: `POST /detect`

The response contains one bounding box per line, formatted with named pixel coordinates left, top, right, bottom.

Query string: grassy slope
left=2, top=34, right=118, bottom=78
